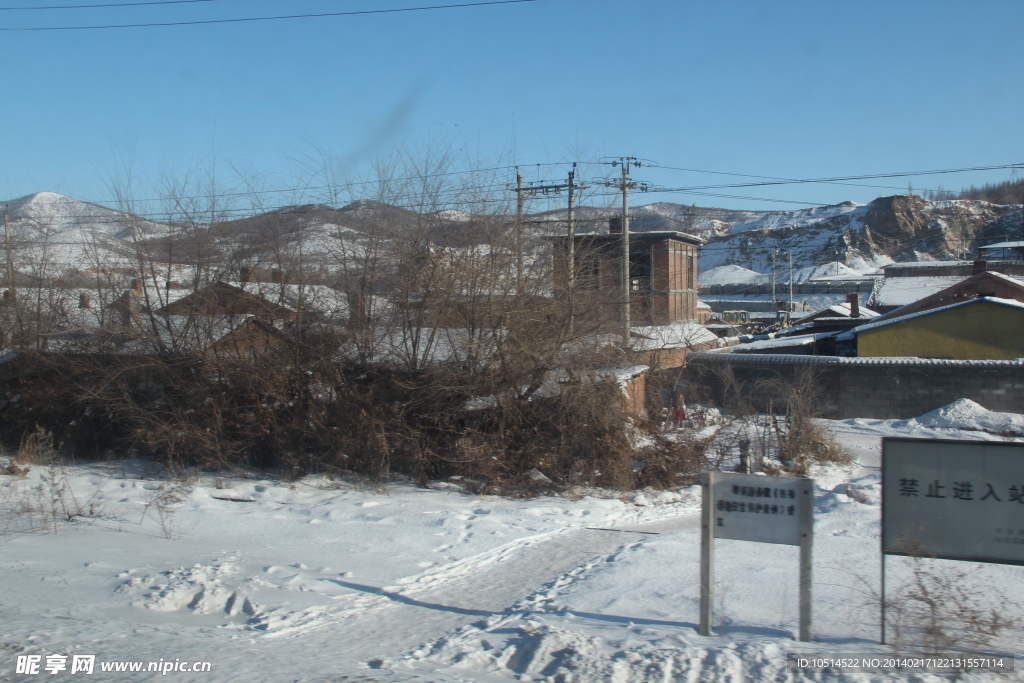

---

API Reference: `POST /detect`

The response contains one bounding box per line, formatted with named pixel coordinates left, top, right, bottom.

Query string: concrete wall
left=685, top=352, right=1024, bottom=419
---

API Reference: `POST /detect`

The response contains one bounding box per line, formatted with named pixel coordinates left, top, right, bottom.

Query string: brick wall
left=685, top=352, right=1024, bottom=419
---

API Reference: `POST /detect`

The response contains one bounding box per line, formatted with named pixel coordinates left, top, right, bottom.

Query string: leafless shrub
left=0, top=464, right=108, bottom=534
left=685, top=364, right=851, bottom=476
left=825, top=547, right=1019, bottom=653
left=140, top=480, right=191, bottom=539
left=631, top=437, right=706, bottom=489
left=888, top=551, right=1017, bottom=654
left=763, top=367, right=851, bottom=475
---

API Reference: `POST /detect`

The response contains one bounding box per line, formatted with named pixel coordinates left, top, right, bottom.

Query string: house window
left=630, top=248, right=652, bottom=291
left=687, top=255, right=695, bottom=290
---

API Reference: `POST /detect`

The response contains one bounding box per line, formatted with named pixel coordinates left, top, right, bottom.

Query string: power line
left=650, top=189, right=824, bottom=206
left=0, top=0, right=539, bottom=31
left=7, top=160, right=1022, bottom=224
left=654, top=163, right=1023, bottom=193
left=0, top=0, right=214, bottom=10
left=56, top=160, right=1020, bottom=211
left=72, top=162, right=570, bottom=206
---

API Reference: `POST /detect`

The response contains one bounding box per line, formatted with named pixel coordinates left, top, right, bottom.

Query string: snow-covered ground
left=2, top=400, right=1022, bottom=682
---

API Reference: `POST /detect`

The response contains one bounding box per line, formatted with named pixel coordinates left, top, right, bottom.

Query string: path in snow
left=303, top=509, right=701, bottom=671
left=0, top=474, right=700, bottom=683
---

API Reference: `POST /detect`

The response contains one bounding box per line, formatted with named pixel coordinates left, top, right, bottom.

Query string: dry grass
left=0, top=464, right=109, bottom=534
left=888, top=551, right=1018, bottom=654
left=16, top=425, right=56, bottom=465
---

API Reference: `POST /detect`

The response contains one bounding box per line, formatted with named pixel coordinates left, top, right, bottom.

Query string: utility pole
left=770, top=251, right=776, bottom=308
left=515, top=173, right=524, bottom=293
left=788, top=251, right=794, bottom=314
left=3, top=204, right=12, bottom=301
left=508, top=168, right=586, bottom=300
left=621, top=161, right=631, bottom=345
left=566, top=164, right=580, bottom=334
left=597, top=157, right=654, bottom=347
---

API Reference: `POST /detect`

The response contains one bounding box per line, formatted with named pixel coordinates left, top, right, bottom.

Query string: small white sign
left=711, top=472, right=806, bottom=546
left=883, top=438, right=1024, bottom=565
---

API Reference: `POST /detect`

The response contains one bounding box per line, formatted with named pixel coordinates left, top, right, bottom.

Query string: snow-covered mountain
left=4, top=191, right=1021, bottom=283
left=543, top=195, right=1020, bottom=280
left=2, top=192, right=169, bottom=269
left=632, top=195, right=1021, bottom=275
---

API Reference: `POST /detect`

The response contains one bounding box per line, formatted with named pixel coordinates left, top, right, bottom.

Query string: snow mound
left=116, top=560, right=258, bottom=618
left=698, top=264, right=768, bottom=285
left=900, top=399, right=1024, bottom=435
left=422, top=622, right=799, bottom=682
left=797, top=261, right=864, bottom=281
left=113, top=556, right=371, bottom=635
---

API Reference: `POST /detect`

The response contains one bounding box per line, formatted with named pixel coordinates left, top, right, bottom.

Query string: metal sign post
left=700, top=471, right=814, bottom=641
left=700, top=471, right=715, bottom=636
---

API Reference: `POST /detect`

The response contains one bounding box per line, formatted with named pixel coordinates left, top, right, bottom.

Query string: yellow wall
left=858, top=301, right=1024, bottom=360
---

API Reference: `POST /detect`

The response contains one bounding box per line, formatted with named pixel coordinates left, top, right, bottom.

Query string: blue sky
left=1, top=0, right=1022, bottom=213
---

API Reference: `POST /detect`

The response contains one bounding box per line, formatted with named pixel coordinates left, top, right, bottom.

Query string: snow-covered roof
left=793, top=303, right=879, bottom=325
left=979, top=241, right=1024, bottom=250
left=871, top=270, right=1024, bottom=322
left=691, top=350, right=1024, bottom=367
left=881, top=260, right=971, bottom=269
left=629, top=322, right=719, bottom=351
left=870, top=276, right=965, bottom=308
left=732, top=334, right=815, bottom=352
left=972, top=271, right=1024, bottom=287
left=601, top=364, right=649, bottom=386
left=838, top=296, right=1024, bottom=340
left=230, top=281, right=349, bottom=320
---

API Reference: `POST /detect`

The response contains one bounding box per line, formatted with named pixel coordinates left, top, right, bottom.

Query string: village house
left=547, top=228, right=718, bottom=371
left=869, top=268, right=1024, bottom=323
left=838, top=297, right=1024, bottom=361
left=869, top=259, right=1024, bottom=313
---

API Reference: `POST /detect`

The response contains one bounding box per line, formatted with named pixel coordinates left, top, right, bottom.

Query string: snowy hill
left=691, top=195, right=1020, bottom=275
left=537, top=194, right=1021, bottom=279
left=2, top=192, right=169, bottom=270
left=5, top=191, right=1020, bottom=284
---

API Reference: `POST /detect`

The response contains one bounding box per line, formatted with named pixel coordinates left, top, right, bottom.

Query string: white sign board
left=711, top=472, right=807, bottom=546
left=701, top=471, right=814, bottom=641
left=883, top=438, right=1024, bottom=565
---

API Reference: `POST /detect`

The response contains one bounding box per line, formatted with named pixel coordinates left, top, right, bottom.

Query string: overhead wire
left=653, top=163, right=1022, bottom=193
left=6, top=160, right=1021, bottom=228
left=18, top=160, right=1016, bottom=212
left=0, top=0, right=215, bottom=9
left=0, top=0, right=539, bottom=31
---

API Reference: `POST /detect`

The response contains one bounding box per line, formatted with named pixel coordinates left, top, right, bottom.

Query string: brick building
left=548, top=230, right=704, bottom=326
